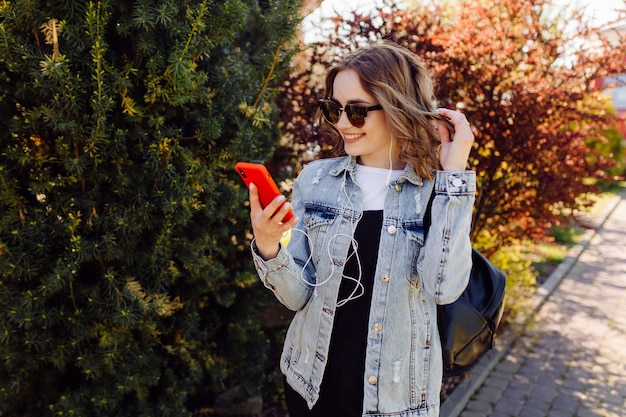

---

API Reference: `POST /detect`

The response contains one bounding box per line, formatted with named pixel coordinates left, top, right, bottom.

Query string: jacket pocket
left=303, top=203, right=340, bottom=259
left=404, top=220, right=425, bottom=288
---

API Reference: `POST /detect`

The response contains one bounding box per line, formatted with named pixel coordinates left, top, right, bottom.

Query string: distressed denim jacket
left=252, top=156, right=475, bottom=416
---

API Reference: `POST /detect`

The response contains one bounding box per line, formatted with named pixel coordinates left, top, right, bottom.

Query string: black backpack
left=424, top=189, right=506, bottom=377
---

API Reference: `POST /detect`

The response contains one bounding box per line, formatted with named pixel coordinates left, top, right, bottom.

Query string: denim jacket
left=252, top=156, right=475, bottom=416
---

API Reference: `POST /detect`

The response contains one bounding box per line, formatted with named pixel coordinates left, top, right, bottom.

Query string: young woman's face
left=331, top=69, right=401, bottom=169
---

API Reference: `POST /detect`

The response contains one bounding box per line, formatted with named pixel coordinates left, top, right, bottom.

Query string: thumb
left=248, top=183, right=262, bottom=213
left=436, top=122, right=451, bottom=144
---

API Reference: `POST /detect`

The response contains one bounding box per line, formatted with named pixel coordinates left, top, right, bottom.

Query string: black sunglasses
left=318, top=99, right=383, bottom=128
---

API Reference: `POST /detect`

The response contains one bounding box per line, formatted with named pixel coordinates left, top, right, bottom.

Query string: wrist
left=252, top=239, right=280, bottom=261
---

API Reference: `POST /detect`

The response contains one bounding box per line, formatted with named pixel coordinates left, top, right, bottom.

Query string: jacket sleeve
left=250, top=168, right=316, bottom=311
left=419, top=170, right=476, bottom=305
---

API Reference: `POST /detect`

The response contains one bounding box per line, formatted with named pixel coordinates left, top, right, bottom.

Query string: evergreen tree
left=0, top=1, right=300, bottom=415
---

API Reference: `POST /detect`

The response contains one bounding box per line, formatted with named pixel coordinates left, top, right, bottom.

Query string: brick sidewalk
left=443, top=194, right=626, bottom=417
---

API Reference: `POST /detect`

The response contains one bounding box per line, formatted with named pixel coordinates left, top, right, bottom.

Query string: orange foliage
left=277, top=0, right=626, bottom=248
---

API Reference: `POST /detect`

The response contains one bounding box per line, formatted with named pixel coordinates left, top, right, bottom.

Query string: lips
left=343, top=133, right=364, bottom=143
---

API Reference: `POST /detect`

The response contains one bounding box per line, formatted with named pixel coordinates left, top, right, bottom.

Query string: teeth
left=344, top=134, right=362, bottom=140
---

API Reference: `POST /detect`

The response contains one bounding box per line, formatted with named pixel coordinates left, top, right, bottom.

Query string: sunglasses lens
left=320, top=100, right=341, bottom=124
left=319, top=100, right=376, bottom=128
left=345, top=105, right=366, bottom=128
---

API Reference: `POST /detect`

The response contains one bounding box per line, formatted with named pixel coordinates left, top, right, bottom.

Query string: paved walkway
left=443, top=193, right=626, bottom=417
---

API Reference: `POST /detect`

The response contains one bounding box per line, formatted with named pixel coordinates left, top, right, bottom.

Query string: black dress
left=284, top=211, right=383, bottom=417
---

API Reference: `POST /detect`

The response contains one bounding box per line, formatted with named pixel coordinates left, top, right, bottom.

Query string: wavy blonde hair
left=317, top=40, right=451, bottom=179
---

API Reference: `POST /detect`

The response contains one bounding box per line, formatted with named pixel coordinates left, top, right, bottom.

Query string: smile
left=344, top=133, right=364, bottom=142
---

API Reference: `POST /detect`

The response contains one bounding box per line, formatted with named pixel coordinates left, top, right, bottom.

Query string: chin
left=343, top=144, right=362, bottom=157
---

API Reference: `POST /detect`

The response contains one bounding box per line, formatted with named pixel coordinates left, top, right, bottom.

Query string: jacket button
left=452, top=178, right=464, bottom=187
left=387, top=225, right=397, bottom=235
left=380, top=274, right=389, bottom=283
left=395, top=183, right=402, bottom=191
left=368, top=376, right=378, bottom=385
left=373, top=323, right=382, bottom=332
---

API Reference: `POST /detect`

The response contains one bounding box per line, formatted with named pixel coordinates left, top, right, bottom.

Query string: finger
left=283, top=215, right=299, bottom=229
left=437, top=108, right=471, bottom=129
left=262, top=194, right=287, bottom=221
left=436, top=122, right=452, bottom=143
left=248, top=184, right=298, bottom=229
left=248, top=183, right=263, bottom=215
left=274, top=200, right=291, bottom=218
left=273, top=201, right=298, bottom=225
left=248, top=183, right=287, bottom=217
left=437, top=109, right=474, bottom=148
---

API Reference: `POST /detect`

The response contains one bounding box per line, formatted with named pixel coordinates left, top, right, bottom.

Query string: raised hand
left=436, top=108, right=475, bottom=172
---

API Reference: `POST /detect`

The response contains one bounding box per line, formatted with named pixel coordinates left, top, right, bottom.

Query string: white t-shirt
left=354, top=164, right=404, bottom=211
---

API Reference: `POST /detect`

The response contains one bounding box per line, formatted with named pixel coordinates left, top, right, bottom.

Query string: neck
left=357, top=155, right=405, bottom=170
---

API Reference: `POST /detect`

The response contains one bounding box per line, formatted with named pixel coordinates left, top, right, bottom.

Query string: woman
left=248, top=40, right=475, bottom=416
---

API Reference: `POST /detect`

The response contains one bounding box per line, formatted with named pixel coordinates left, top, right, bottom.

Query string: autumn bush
left=279, top=0, right=626, bottom=250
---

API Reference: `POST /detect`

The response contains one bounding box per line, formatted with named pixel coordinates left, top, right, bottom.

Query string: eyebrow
left=332, top=97, right=377, bottom=105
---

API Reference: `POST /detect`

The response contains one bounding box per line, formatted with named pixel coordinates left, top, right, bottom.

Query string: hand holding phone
left=235, top=162, right=294, bottom=222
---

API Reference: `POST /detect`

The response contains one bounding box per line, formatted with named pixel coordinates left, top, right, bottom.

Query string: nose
left=335, top=109, right=352, bottom=129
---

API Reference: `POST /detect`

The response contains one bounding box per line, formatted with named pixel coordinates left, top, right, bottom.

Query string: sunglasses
left=318, top=98, right=383, bottom=128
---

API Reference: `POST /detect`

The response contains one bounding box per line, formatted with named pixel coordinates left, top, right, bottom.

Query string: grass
left=532, top=181, right=625, bottom=283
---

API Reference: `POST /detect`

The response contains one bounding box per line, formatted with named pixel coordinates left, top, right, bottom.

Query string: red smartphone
left=235, top=162, right=294, bottom=222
